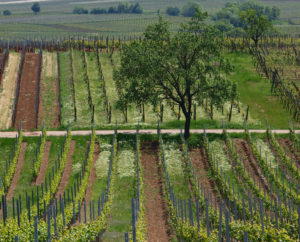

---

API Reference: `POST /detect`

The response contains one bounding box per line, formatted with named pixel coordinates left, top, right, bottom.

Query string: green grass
left=102, top=136, right=136, bottom=241
left=226, top=52, right=297, bottom=129
left=0, top=138, right=17, bottom=179
left=59, top=51, right=75, bottom=126
left=85, top=51, right=107, bottom=125
left=39, top=51, right=58, bottom=128
left=72, top=50, right=92, bottom=126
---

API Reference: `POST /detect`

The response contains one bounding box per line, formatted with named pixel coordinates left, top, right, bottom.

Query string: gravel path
left=0, top=129, right=298, bottom=138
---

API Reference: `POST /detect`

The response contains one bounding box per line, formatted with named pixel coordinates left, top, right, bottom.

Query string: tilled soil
left=14, top=53, right=39, bottom=131
left=55, top=140, right=76, bottom=198
left=6, top=142, right=28, bottom=199
left=189, top=147, right=221, bottom=209
left=35, top=141, right=52, bottom=185
left=278, top=138, right=300, bottom=170
left=140, top=141, right=172, bottom=242
left=232, top=139, right=271, bottom=194
left=78, top=142, right=100, bottom=223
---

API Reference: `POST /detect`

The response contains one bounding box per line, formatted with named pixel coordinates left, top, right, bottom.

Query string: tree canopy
left=114, top=9, right=236, bottom=139
left=31, top=2, right=40, bottom=14
left=240, top=8, right=273, bottom=46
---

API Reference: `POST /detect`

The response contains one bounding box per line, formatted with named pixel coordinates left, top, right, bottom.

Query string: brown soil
left=233, top=139, right=271, bottom=194
left=189, top=147, right=221, bottom=209
left=78, top=142, right=100, bottom=223
left=6, top=142, right=28, bottom=199
left=55, top=140, right=76, bottom=198
left=141, top=141, right=172, bottom=242
left=14, top=53, right=39, bottom=131
left=35, top=141, right=52, bottom=185
left=278, top=138, right=300, bottom=169
left=0, top=53, right=20, bottom=129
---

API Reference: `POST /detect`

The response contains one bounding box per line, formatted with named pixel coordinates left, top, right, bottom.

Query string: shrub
left=3, top=10, right=11, bottom=16
left=73, top=6, right=88, bottom=14
left=90, top=8, right=107, bottom=14
left=182, top=3, right=198, bottom=17
left=166, top=6, right=180, bottom=16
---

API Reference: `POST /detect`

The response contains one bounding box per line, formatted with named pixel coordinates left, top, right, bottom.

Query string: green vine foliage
left=33, top=126, right=47, bottom=179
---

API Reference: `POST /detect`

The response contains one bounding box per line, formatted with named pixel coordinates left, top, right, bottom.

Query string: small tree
left=114, top=9, right=235, bottom=139
left=182, top=3, right=198, bottom=17
left=31, top=2, right=40, bottom=15
left=240, top=8, right=272, bottom=46
left=166, top=6, right=180, bottom=16
left=3, top=10, right=11, bottom=16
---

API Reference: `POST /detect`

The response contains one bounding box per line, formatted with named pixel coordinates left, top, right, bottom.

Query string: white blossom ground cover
left=163, top=138, right=191, bottom=200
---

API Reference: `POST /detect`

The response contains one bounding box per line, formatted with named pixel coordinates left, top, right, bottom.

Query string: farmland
left=0, top=0, right=300, bottom=240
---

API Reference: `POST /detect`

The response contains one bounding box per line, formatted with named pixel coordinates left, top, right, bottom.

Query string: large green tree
left=114, top=9, right=235, bottom=139
left=240, top=8, right=272, bottom=46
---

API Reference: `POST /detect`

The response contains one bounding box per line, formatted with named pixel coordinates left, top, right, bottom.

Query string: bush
left=90, top=8, right=107, bottom=14
left=3, top=10, right=11, bottom=16
left=166, top=6, right=180, bottom=16
left=182, top=3, right=198, bottom=17
left=73, top=6, right=88, bottom=14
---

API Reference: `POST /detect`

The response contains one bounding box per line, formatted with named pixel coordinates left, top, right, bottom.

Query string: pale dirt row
left=0, top=53, right=20, bottom=129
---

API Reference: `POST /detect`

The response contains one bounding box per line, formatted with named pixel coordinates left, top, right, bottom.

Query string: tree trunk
left=184, top=115, right=191, bottom=140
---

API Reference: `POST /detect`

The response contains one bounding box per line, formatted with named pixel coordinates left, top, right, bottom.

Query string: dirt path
left=78, top=142, right=100, bottom=222
left=278, top=138, right=300, bottom=169
left=0, top=129, right=299, bottom=138
left=35, top=141, right=52, bottom=185
left=140, top=141, right=171, bottom=242
left=189, top=147, right=221, bottom=209
left=14, top=53, right=39, bottom=131
left=233, top=139, right=271, bottom=194
left=55, top=140, right=76, bottom=198
left=0, top=53, right=20, bottom=129
left=38, top=52, right=60, bottom=128
left=6, top=142, right=27, bottom=199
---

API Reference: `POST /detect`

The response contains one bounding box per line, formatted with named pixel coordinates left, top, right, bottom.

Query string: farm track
left=0, top=129, right=299, bottom=138
left=35, top=141, right=52, bottom=185
left=14, top=53, right=39, bottom=131
left=78, top=141, right=100, bottom=223
left=189, top=147, right=221, bottom=209
left=6, top=142, right=27, bottom=200
left=55, top=140, right=76, bottom=198
left=278, top=138, right=300, bottom=169
left=0, top=53, right=20, bottom=129
left=233, top=139, right=271, bottom=194
left=141, top=141, right=172, bottom=242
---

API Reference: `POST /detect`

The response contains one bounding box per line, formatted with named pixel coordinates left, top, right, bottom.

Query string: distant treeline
left=73, top=3, right=143, bottom=15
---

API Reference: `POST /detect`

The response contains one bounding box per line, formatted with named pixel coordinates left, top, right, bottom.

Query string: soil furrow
left=278, top=138, right=300, bottom=169
left=189, top=147, right=221, bottom=209
left=141, top=141, right=172, bottom=242
left=35, top=141, right=52, bottom=185
left=55, top=140, right=76, bottom=198
left=233, top=139, right=271, bottom=194
left=6, top=142, right=28, bottom=199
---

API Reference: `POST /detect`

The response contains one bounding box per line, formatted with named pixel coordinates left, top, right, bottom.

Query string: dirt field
left=0, top=52, right=20, bottom=130
left=14, top=53, right=39, bottom=130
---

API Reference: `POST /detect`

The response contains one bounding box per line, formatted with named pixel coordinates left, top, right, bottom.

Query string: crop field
left=0, top=39, right=299, bottom=132
left=0, top=124, right=299, bottom=241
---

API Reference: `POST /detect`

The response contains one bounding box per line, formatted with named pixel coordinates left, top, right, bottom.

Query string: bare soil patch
left=6, top=142, right=27, bottom=199
left=0, top=53, right=20, bottom=129
left=14, top=53, right=39, bottom=131
left=189, top=147, right=221, bottom=208
left=55, top=140, right=76, bottom=198
left=35, top=141, right=52, bottom=185
left=278, top=138, right=300, bottom=169
left=141, top=141, right=172, bottom=242
left=233, top=139, right=271, bottom=194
